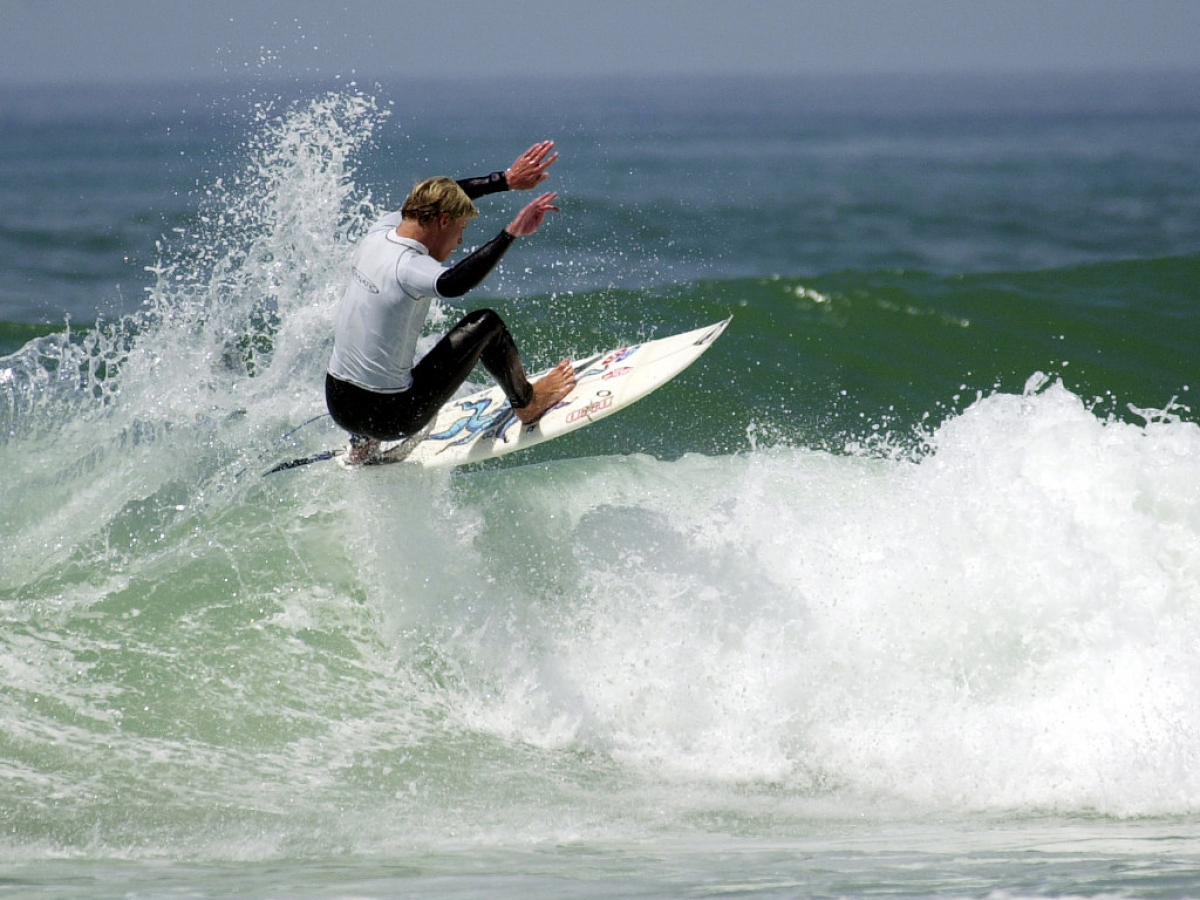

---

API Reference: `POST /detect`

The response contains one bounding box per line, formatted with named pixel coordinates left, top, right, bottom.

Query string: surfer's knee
left=461, top=307, right=505, bottom=337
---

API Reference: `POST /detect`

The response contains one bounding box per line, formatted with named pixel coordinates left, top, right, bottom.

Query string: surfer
left=325, top=141, right=577, bottom=464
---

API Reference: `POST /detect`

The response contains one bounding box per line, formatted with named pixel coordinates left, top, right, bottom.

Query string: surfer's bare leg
left=516, top=358, right=576, bottom=424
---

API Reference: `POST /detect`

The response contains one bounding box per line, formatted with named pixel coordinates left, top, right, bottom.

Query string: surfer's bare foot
left=347, top=437, right=381, bottom=465
left=516, top=358, right=576, bottom=424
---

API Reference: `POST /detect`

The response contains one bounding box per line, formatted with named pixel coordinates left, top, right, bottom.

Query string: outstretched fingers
left=507, top=192, right=560, bottom=237
left=506, top=140, right=559, bottom=190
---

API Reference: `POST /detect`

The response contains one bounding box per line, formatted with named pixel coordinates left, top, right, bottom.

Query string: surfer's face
left=429, top=215, right=472, bottom=262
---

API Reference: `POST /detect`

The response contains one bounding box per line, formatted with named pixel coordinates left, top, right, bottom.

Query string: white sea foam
left=436, top=380, right=1200, bottom=816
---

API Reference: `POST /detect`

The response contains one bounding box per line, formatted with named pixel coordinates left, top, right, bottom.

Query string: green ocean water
left=2, top=74, right=1200, bottom=898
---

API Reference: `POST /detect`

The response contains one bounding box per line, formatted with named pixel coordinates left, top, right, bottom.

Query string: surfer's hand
left=506, top=141, right=558, bottom=190
left=506, top=192, right=559, bottom=237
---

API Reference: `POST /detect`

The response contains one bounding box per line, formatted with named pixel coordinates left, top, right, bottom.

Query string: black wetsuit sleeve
left=435, top=230, right=516, bottom=298
left=456, top=171, right=509, bottom=200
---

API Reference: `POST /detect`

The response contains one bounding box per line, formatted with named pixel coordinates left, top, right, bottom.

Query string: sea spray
left=1, top=92, right=389, bottom=584
left=134, top=90, right=387, bottom=424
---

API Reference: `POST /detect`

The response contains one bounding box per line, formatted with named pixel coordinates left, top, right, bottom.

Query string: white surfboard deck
left=361, top=316, right=731, bottom=469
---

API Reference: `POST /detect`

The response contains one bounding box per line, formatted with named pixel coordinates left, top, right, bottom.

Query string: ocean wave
left=3, top=88, right=1200, bottom=861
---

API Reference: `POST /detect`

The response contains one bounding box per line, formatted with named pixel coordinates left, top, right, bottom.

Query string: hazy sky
left=2, top=0, right=1199, bottom=86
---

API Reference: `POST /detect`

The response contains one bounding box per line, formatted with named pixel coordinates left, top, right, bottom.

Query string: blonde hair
left=400, top=176, right=479, bottom=224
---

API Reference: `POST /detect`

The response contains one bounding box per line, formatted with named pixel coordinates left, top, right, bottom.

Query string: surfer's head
left=401, top=177, right=479, bottom=225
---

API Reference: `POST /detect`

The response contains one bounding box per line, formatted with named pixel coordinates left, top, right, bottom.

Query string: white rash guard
left=327, top=211, right=444, bottom=393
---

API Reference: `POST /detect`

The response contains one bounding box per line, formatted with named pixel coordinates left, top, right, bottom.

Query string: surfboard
left=264, top=316, right=730, bottom=474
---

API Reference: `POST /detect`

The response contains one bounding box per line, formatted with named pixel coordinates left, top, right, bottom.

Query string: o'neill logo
left=351, top=267, right=380, bottom=294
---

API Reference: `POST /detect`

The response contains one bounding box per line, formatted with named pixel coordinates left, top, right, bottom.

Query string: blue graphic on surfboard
left=364, top=316, right=731, bottom=469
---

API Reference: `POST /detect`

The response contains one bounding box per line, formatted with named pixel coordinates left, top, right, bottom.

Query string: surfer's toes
left=552, top=359, right=576, bottom=391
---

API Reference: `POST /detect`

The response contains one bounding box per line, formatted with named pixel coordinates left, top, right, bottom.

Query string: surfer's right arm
left=455, top=141, right=558, bottom=199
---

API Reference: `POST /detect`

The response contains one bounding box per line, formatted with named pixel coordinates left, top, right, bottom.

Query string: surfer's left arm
left=456, top=141, right=558, bottom=199
left=435, top=192, right=559, bottom=298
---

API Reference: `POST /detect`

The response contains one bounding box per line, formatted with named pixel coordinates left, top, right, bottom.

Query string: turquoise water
left=2, top=74, right=1200, bottom=898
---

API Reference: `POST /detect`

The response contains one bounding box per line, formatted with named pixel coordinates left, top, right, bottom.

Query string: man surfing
left=325, top=141, right=576, bottom=464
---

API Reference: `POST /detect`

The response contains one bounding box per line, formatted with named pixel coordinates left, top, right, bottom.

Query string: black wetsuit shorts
left=325, top=308, right=533, bottom=441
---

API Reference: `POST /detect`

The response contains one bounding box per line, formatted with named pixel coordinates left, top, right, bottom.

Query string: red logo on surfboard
left=602, top=366, right=632, bottom=381
left=566, top=396, right=614, bottom=424
left=601, top=346, right=639, bottom=367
